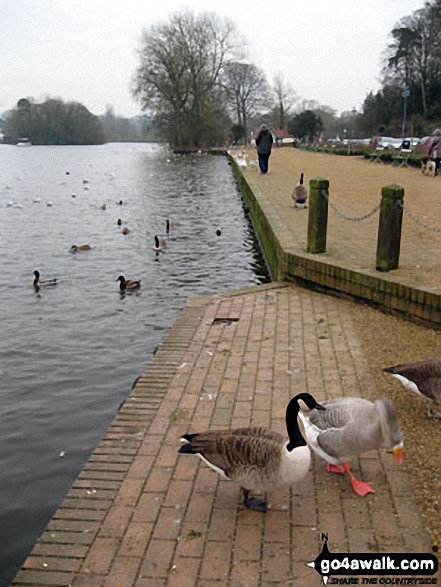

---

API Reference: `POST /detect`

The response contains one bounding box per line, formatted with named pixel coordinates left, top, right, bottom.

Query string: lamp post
left=402, top=85, right=410, bottom=141
left=351, top=107, right=356, bottom=141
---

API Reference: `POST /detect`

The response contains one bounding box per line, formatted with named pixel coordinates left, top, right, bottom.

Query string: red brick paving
left=13, top=284, right=440, bottom=585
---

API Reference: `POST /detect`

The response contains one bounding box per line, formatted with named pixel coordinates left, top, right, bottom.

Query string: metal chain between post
left=321, top=190, right=381, bottom=222
left=401, top=203, right=441, bottom=234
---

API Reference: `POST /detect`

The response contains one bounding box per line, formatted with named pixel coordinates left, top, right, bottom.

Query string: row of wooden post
left=307, top=178, right=404, bottom=272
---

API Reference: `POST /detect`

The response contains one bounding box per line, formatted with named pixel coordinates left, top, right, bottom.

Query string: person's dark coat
left=256, top=128, right=273, bottom=155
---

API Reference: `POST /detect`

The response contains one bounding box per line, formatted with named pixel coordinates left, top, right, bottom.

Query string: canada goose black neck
left=166, top=220, right=170, bottom=233
left=300, top=173, right=304, bottom=185
left=154, top=235, right=159, bottom=248
left=286, top=392, right=324, bottom=451
left=33, top=270, right=40, bottom=286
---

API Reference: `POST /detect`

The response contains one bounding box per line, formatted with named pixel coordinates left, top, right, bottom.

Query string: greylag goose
left=384, top=358, right=441, bottom=418
left=299, top=396, right=404, bottom=496
left=33, top=270, right=58, bottom=288
left=179, top=392, right=325, bottom=512
left=292, top=173, right=308, bottom=209
left=116, top=275, right=141, bottom=291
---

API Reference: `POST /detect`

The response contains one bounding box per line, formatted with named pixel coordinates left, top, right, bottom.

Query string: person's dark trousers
left=258, top=153, right=270, bottom=173
left=434, top=157, right=440, bottom=175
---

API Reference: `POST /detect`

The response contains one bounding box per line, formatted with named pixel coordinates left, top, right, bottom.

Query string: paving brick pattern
left=13, top=283, right=439, bottom=586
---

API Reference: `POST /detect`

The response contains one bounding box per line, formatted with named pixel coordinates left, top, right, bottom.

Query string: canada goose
left=299, top=396, right=404, bottom=496
left=292, top=173, right=308, bottom=209
left=33, top=270, right=58, bottom=287
left=116, top=275, right=141, bottom=291
left=122, top=227, right=130, bottom=235
left=383, top=358, right=441, bottom=418
left=117, top=218, right=122, bottom=226
left=165, top=219, right=176, bottom=233
left=70, top=244, right=91, bottom=253
left=179, top=392, right=325, bottom=512
left=100, top=203, right=106, bottom=210
left=153, top=235, right=166, bottom=251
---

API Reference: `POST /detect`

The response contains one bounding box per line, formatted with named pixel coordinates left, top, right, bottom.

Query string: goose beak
left=393, top=446, right=403, bottom=465
left=316, top=402, right=326, bottom=411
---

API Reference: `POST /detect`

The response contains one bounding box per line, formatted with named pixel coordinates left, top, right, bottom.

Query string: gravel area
left=351, top=303, right=441, bottom=554
left=246, top=147, right=441, bottom=290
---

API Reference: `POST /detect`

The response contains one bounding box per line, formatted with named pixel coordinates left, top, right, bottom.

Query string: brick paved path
left=13, top=283, right=438, bottom=586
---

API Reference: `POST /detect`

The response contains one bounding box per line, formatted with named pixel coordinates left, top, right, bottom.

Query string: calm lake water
left=0, top=142, right=269, bottom=586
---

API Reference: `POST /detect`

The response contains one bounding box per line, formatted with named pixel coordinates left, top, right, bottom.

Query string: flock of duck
left=32, top=216, right=175, bottom=293
left=180, top=358, right=441, bottom=512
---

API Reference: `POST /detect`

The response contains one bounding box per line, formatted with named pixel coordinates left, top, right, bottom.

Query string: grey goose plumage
left=179, top=392, right=325, bottom=512
left=384, top=358, right=441, bottom=418
left=299, top=396, right=404, bottom=496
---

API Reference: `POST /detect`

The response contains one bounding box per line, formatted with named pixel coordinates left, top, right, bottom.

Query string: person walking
left=255, top=124, right=273, bottom=174
left=428, top=128, right=441, bottom=176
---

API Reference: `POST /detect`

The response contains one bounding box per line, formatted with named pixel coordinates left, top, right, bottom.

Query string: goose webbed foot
left=243, top=489, right=268, bottom=512
left=343, top=462, right=374, bottom=497
left=326, top=463, right=345, bottom=474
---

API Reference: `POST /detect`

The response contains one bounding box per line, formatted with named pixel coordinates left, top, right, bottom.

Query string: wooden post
left=376, top=184, right=404, bottom=272
left=307, top=178, right=329, bottom=254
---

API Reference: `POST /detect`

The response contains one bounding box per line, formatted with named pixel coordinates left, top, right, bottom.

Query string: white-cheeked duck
left=384, top=358, right=441, bottom=418
left=299, top=396, right=404, bottom=496
left=179, top=392, right=325, bottom=512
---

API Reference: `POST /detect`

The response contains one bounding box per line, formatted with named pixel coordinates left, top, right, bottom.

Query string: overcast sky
left=1, top=0, right=425, bottom=118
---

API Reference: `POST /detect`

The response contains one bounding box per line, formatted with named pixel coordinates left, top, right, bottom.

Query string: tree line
left=1, top=99, right=156, bottom=145
left=2, top=3, right=440, bottom=147
left=132, top=4, right=441, bottom=148
left=358, top=0, right=441, bottom=138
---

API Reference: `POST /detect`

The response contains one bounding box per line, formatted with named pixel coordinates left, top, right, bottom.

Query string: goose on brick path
left=179, top=392, right=325, bottom=512
left=383, top=358, right=441, bottom=418
left=292, top=173, right=308, bottom=209
left=299, top=396, right=404, bottom=497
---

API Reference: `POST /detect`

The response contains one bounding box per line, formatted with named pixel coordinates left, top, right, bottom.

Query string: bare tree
left=132, top=10, right=241, bottom=149
left=223, top=62, right=271, bottom=142
left=272, top=72, right=297, bottom=129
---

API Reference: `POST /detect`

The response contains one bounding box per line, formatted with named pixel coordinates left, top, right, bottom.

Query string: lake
left=0, top=142, right=269, bottom=586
